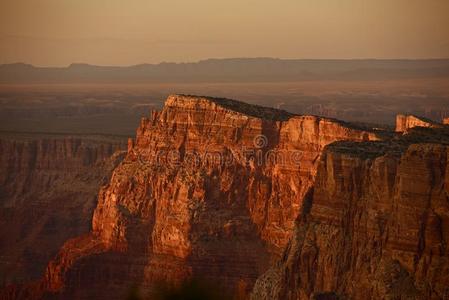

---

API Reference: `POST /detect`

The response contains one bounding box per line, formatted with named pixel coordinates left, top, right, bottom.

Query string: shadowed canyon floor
left=1, top=95, right=449, bottom=299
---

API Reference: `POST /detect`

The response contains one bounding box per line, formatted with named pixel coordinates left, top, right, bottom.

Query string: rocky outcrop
left=94, top=95, right=381, bottom=253
left=5, top=96, right=449, bottom=300
left=252, top=126, right=449, bottom=299
left=7, top=95, right=384, bottom=299
left=0, top=136, right=126, bottom=287
left=395, top=114, right=440, bottom=133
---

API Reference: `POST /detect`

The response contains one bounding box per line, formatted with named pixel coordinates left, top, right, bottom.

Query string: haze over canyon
left=2, top=0, right=449, bottom=298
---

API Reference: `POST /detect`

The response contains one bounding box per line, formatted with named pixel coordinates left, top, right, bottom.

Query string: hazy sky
left=1, top=0, right=448, bottom=66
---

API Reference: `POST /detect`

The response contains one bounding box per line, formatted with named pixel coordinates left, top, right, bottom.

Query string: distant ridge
left=1, top=58, right=449, bottom=83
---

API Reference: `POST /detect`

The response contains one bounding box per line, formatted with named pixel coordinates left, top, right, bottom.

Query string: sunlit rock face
left=252, top=126, right=449, bottom=300
left=93, top=95, right=380, bottom=254
left=2, top=94, right=384, bottom=299
left=395, top=114, right=441, bottom=133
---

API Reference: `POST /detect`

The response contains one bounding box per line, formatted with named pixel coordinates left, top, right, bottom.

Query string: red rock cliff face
left=395, top=114, right=440, bottom=133
left=15, top=95, right=382, bottom=299
left=0, top=137, right=125, bottom=287
left=94, top=95, right=380, bottom=252
left=252, top=127, right=449, bottom=300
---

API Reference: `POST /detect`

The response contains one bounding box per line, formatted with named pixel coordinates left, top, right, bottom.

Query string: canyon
left=252, top=126, right=449, bottom=300
left=1, top=95, right=449, bottom=299
left=0, top=136, right=126, bottom=287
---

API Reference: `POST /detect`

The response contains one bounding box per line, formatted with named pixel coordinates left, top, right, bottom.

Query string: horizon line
left=2, top=57, right=449, bottom=68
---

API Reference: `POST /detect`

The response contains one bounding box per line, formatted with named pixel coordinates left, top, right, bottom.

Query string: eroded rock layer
left=395, top=114, right=441, bottom=133
left=6, top=95, right=384, bottom=299
left=252, top=126, right=449, bottom=300
left=0, top=136, right=125, bottom=287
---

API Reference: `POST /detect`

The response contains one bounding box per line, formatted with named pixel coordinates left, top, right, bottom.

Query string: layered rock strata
left=0, top=137, right=125, bottom=286
left=395, top=114, right=441, bottom=133
left=252, top=126, right=449, bottom=299
left=4, top=95, right=384, bottom=299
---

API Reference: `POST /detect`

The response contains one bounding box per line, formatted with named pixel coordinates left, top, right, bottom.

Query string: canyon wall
left=395, top=114, right=440, bottom=133
left=6, top=95, right=384, bottom=299
left=0, top=137, right=125, bottom=287
left=252, top=126, right=449, bottom=299
left=6, top=96, right=449, bottom=300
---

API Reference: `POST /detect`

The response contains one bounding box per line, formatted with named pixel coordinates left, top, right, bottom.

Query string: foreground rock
left=252, top=126, right=449, bottom=299
left=6, top=96, right=448, bottom=300
left=2, top=95, right=384, bottom=299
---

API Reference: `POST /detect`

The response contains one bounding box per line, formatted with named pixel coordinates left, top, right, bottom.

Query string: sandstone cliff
left=252, top=126, right=449, bottom=299
left=5, top=95, right=384, bottom=299
left=395, top=114, right=441, bottom=133
left=0, top=136, right=125, bottom=287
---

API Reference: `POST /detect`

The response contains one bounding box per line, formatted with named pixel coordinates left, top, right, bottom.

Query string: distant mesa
left=1, top=58, right=449, bottom=83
